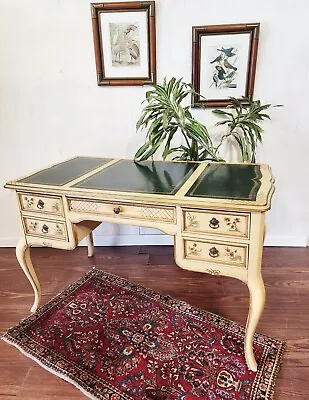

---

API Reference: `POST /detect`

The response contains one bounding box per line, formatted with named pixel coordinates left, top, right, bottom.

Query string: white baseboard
left=82, top=234, right=175, bottom=246
left=263, top=235, right=308, bottom=247
left=0, top=235, right=308, bottom=248
left=0, top=237, right=20, bottom=247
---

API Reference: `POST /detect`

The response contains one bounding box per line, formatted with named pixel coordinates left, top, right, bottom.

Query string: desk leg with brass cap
left=16, top=238, right=41, bottom=313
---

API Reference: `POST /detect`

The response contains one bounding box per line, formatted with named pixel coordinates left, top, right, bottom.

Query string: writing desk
left=5, top=157, right=275, bottom=371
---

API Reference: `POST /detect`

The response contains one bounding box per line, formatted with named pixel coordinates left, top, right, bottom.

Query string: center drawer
left=68, top=199, right=175, bottom=223
left=183, top=209, right=250, bottom=238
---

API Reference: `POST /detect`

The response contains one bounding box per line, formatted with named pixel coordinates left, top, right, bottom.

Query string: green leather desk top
left=185, top=163, right=262, bottom=201
left=73, top=160, right=198, bottom=195
left=5, top=156, right=274, bottom=209
left=18, top=157, right=112, bottom=186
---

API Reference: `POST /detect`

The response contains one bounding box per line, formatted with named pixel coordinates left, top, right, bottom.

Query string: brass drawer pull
left=37, top=199, right=45, bottom=209
left=209, top=217, right=219, bottom=229
left=41, top=224, right=49, bottom=234
left=209, top=246, right=219, bottom=258
left=113, top=206, right=122, bottom=215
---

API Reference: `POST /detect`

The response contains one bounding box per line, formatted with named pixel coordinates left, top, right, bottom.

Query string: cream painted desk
left=5, top=157, right=274, bottom=372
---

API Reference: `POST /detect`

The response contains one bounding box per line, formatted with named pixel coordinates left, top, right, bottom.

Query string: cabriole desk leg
left=244, top=273, right=266, bottom=371
left=16, top=238, right=41, bottom=313
left=244, top=211, right=266, bottom=371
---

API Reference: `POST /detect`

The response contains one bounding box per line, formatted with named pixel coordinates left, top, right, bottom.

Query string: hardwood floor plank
left=0, top=345, right=31, bottom=397
left=16, top=366, right=85, bottom=399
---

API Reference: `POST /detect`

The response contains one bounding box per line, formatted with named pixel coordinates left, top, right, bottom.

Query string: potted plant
left=134, top=77, right=222, bottom=162
left=135, top=77, right=279, bottom=163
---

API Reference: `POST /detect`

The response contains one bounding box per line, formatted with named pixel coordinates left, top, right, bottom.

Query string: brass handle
left=209, top=217, right=219, bottom=229
left=42, top=224, right=49, bottom=234
left=209, top=246, right=219, bottom=258
left=113, top=206, right=122, bottom=214
left=37, top=199, right=45, bottom=209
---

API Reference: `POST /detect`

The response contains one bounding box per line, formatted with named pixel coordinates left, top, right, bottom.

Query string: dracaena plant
left=134, top=77, right=222, bottom=162
left=213, top=97, right=281, bottom=163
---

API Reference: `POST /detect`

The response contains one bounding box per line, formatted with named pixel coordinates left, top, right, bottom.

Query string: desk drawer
left=184, top=239, right=247, bottom=268
left=69, top=199, right=175, bottom=223
left=23, top=217, right=68, bottom=241
left=19, top=193, right=63, bottom=216
left=183, top=209, right=250, bottom=238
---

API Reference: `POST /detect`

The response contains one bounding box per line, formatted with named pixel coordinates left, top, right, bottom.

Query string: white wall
left=0, top=0, right=308, bottom=247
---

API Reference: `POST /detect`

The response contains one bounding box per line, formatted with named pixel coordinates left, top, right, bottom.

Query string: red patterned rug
left=2, top=268, right=284, bottom=400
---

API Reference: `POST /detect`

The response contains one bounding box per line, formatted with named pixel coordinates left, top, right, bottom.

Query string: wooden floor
left=0, top=246, right=308, bottom=399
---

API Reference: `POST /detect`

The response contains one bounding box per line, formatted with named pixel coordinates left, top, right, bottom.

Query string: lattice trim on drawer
left=140, top=207, right=174, bottom=221
left=70, top=200, right=98, bottom=212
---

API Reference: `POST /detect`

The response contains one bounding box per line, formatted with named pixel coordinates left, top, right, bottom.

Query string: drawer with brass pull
left=19, top=193, right=63, bottom=216
left=184, top=239, right=247, bottom=268
left=23, top=217, right=68, bottom=241
left=183, top=209, right=250, bottom=238
left=68, top=199, right=175, bottom=223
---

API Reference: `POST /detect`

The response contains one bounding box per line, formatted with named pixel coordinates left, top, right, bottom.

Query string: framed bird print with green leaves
left=91, top=1, right=156, bottom=86
left=191, top=23, right=260, bottom=107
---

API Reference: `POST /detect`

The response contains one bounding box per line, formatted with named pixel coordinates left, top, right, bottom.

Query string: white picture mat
left=200, top=33, right=251, bottom=100
left=99, top=11, right=149, bottom=79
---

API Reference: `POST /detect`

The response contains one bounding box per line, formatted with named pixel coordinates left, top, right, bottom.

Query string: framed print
left=91, top=1, right=156, bottom=86
left=192, top=23, right=260, bottom=107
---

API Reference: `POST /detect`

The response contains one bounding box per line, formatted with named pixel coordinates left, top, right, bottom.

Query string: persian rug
left=2, top=268, right=285, bottom=400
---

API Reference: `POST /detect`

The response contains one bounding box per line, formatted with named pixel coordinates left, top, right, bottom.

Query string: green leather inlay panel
left=185, top=164, right=262, bottom=200
left=73, top=160, right=198, bottom=194
left=18, top=157, right=112, bottom=186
